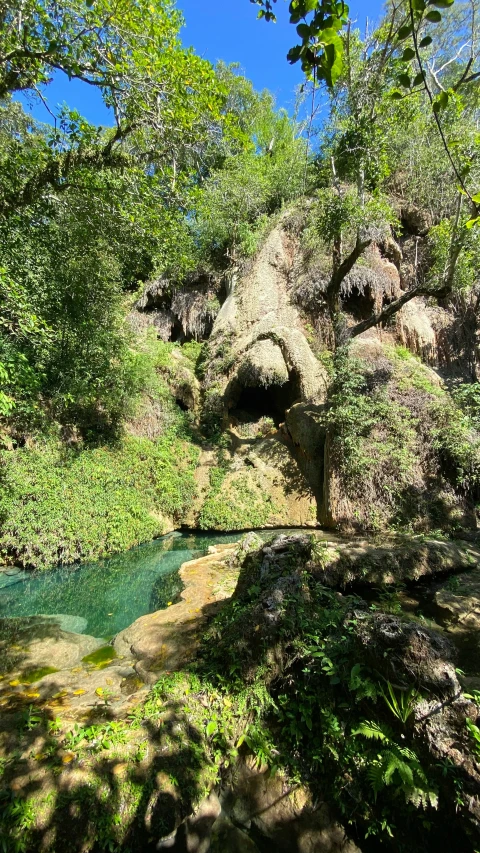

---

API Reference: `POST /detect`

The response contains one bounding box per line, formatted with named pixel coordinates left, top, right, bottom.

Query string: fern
left=367, top=760, right=386, bottom=796
left=352, top=720, right=393, bottom=742
left=355, top=720, right=438, bottom=810
left=382, top=750, right=414, bottom=788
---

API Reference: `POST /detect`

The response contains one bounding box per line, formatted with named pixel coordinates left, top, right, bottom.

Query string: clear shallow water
left=0, top=531, right=243, bottom=637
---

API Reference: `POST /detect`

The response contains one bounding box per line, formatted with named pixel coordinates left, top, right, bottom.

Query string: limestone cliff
left=130, top=206, right=479, bottom=534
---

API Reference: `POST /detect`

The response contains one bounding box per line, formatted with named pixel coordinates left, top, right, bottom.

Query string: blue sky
left=19, top=0, right=386, bottom=126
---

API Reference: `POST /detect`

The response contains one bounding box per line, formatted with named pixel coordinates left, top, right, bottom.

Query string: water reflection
left=0, top=531, right=241, bottom=637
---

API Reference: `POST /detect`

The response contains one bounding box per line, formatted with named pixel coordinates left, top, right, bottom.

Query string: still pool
left=0, top=531, right=244, bottom=638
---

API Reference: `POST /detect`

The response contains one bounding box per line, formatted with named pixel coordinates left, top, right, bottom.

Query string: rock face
left=156, top=758, right=360, bottom=853
left=197, top=433, right=318, bottom=530
left=219, top=758, right=360, bottom=853
left=192, top=214, right=330, bottom=529
left=210, top=215, right=328, bottom=409
left=436, top=569, right=480, bottom=630
left=131, top=274, right=219, bottom=343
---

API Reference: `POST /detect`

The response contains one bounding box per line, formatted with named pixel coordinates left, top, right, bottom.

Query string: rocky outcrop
left=219, top=757, right=360, bottom=853
left=193, top=215, right=330, bottom=529
left=353, top=610, right=459, bottom=695
left=436, top=568, right=480, bottom=630
left=236, top=531, right=480, bottom=591
left=209, top=215, right=329, bottom=409
left=396, top=296, right=438, bottom=363
left=130, top=274, right=220, bottom=342
left=196, top=433, right=318, bottom=531
left=308, top=535, right=480, bottom=587
left=156, top=757, right=360, bottom=853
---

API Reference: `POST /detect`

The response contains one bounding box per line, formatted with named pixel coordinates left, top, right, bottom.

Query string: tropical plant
left=354, top=720, right=438, bottom=807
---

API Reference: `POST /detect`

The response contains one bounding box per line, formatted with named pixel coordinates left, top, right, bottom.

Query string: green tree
left=0, top=0, right=229, bottom=438
left=301, top=2, right=480, bottom=349
left=193, top=65, right=306, bottom=267
left=0, top=0, right=221, bottom=218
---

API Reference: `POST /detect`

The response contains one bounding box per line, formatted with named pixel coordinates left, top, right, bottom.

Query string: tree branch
left=408, top=0, right=479, bottom=216
left=0, top=125, right=135, bottom=217
left=327, top=235, right=372, bottom=298
left=350, top=285, right=428, bottom=338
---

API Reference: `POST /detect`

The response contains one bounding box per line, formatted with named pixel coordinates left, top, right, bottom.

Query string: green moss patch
left=20, top=666, right=59, bottom=683
left=82, top=645, right=117, bottom=667
left=198, top=468, right=277, bottom=530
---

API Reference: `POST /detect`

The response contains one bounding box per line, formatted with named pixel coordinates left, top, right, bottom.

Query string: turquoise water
left=0, top=531, right=242, bottom=638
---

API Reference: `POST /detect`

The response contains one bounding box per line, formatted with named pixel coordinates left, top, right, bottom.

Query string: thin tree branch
left=408, top=0, right=479, bottom=216
left=327, top=236, right=372, bottom=298
left=349, top=284, right=426, bottom=338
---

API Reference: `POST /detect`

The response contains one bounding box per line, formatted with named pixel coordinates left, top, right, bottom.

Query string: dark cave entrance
left=341, top=287, right=375, bottom=322
left=230, top=377, right=301, bottom=429
left=169, top=320, right=197, bottom=344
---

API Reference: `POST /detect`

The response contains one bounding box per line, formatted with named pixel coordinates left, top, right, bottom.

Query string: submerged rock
left=0, top=615, right=103, bottom=676
left=37, top=613, right=88, bottom=634
left=0, top=568, right=30, bottom=589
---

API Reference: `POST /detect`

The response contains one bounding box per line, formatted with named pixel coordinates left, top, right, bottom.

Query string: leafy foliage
left=0, top=431, right=198, bottom=569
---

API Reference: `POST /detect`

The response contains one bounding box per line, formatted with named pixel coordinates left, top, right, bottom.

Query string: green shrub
left=199, top=475, right=275, bottom=531
left=0, top=433, right=198, bottom=570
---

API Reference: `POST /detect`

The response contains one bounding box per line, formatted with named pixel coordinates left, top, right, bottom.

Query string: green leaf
left=433, top=89, right=449, bottom=111
left=206, top=721, right=217, bottom=737
left=413, top=72, right=425, bottom=86
left=425, top=9, right=442, bottom=21
left=398, top=73, right=411, bottom=88
left=287, top=45, right=302, bottom=64
left=402, top=47, right=415, bottom=61
left=391, top=90, right=404, bottom=100
left=429, top=0, right=454, bottom=6
left=466, top=217, right=480, bottom=229
left=398, top=23, right=413, bottom=39
left=471, top=192, right=480, bottom=203
left=296, top=23, right=310, bottom=39
left=411, top=0, right=426, bottom=9
left=419, top=35, right=433, bottom=47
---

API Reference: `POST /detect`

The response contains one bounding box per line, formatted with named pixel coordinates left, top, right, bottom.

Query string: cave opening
left=341, top=287, right=375, bottom=322
left=169, top=320, right=196, bottom=344
left=230, top=377, right=300, bottom=429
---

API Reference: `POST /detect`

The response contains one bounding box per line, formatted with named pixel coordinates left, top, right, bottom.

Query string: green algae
left=21, top=666, right=59, bottom=683
left=82, top=646, right=117, bottom=668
